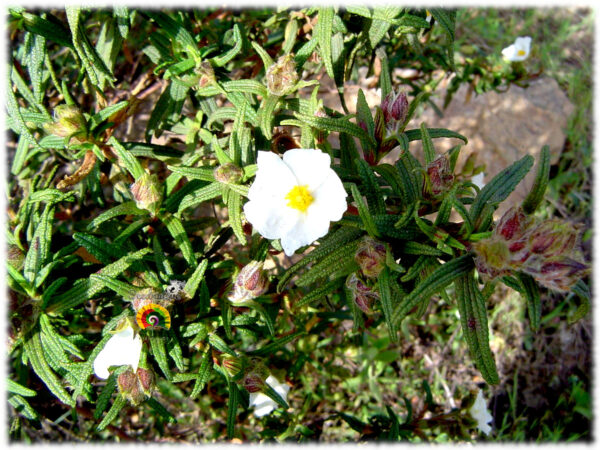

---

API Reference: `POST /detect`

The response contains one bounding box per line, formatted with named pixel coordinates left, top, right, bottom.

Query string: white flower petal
left=244, top=195, right=300, bottom=241
left=470, top=389, right=494, bottom=436
left=311, top=169, right=348, bottom=222
left=502, top=36, right=532, bottom=62
left=93, top=326, right=142, bottom=380
left=249, top=375, right=290, bottom=418
left=282, top=148, right=332, bottom=191
left=471, top=172, right=486, bottom=190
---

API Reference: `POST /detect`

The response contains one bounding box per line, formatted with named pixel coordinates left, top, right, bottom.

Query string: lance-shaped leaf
left=455, top=271, right=499, bottom=385
left=191, top=349, right=212, bottom=398
left=315, top=7, right=335, bottom=79
left=211, top=24, right=242, bottom=67
left=97, top=395, right=126, bottom=431
left=248, top=330, right=306, bottom=356
left=150, top=335, right=171, bottom=380
left=295, top=279, right=344, bottom=308
left=380, top=267, right=399, bottom=342
left=226, top=381, right=240, bottom=439
left=470, top=155, right=534, bottom=230
left=108, top=136, right=145, bottom=181
left=87, top=201, right=146, bottom=230
left=392, top=254, right=475, bottom=324
left=350, top=183, right=379, bottom=238
left=403, top=127, right=467, bottom=144
left=177, top=182, right=221, bottom=213
left=23, top=333, right=74, bottom=406
left=295, top=238, right=361, bottom=287
left=183, top=258, right=209, bottom=299
left=23, top=203, right=54, bottom=285
left=147, top=398, right=177, bottom=423
left=160, top=213, right=196, bottom=267
left=144, top=11, right=201, bottom=62
left=93, top=373, right=117, bottom=420
left=570, top=280, right=590, bottom=324
left=522, top=145, right=550, bottom=215
left=227, top=190, right=246, bottom=245
left=356, top=159, right=385, bottom=215
left=517, top=273, right=541, bottom=332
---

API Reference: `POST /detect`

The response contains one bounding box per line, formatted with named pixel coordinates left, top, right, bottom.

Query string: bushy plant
left=6, top=7, right=590, bottom=442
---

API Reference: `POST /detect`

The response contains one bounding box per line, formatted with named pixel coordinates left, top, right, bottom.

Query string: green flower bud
left=214, top=163, right=243, bottom=184
left=228, top=261, right=268, bottom=306
left=43, top=105, right=88, bottom=144
left=355, top=236, right=386, bottom=279
left=130, top=172, right=163, bottom=216
left=472, top=239, right=512, bottom=281
left=221, top=354, right=243, bottom=379
left=266, top=54, right=299, bottom=96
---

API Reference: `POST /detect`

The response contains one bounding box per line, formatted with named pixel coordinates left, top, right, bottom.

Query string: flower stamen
left=285, top=185, right=313, bottom=212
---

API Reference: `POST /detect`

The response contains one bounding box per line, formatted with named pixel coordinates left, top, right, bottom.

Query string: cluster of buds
left=117, top=367, right=155, bottom=406
left=355, top=236, right=386, bottom=279
left=472, top=206, right=589, bottom=292
left=43, top=104, right=88, bottom=145
left=227, top=261, right=269, bottom=306
left=426, top=155, right=455, bottom=196
left=196, top=61, right=216, bottom=88
left=380, top=90, right=408, bottom=134
left=266, top=54, right=299, bottom=96
left=130, top=172, right=163, bottom=216
left=346, top=273, right=380, bottom=314
left=214, top=163, right=243, bottom=184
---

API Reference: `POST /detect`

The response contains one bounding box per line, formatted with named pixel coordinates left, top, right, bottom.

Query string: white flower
left=93, top=324, right=143, bottom=380
left=502, top=36, right=532, bottom=62
left=471, top=172, right=486, bottom=190
left=243, top=149, right=347, bottom=256
left=469, top=389, right=494, bottom=435
left=249, top=375, right=290, bottom=417
left=425, top=10, right=433, bottom=23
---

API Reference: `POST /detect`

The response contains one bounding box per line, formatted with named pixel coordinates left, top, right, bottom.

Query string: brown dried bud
left=130, top=172, right=163, bottom=216
left=117, top=368, right=145, bottom=406
left=228, top=261, right=269, bottom=306
left=355, top=236, right=386, bottom=279
left=426, top=155, right=454, bottom=196
left=346, top=273, right=379, bottom=314
left=214, top=163, right=243, bottom=184
left=381, top=90, right=408, bottom=132
left=43, top=105, right=88, bottom=144
left=266, top=54, right=299, bottom=96
left=197, top=61, right=216, bottom=88
left=136, top=367, right=155, bottom=396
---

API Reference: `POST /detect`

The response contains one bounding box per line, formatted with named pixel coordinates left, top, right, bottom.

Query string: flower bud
left=494, top=206, right=531, bottom=242
left=426, top=155, right=454, bottom=196
left=228, top=261, right=269, bottom=306
left=266, top=54, right=299, bottom=96
left=346, top=273, right=379, bottom=314
left=471, top=239, right=512, bottom=281
left=221, top=354, right=243, bottom=379
left=136, top=367, right=155, bottom=397
left=130, top=172, right=163, bottom=216
left=43, top=105, right=88, bottom=144
left=381, top=90, right=408, bottom=132
left=524, top=258, right=589, bottom=293
left=527, top=219, right=579, bottom=259
left=214, top=163, right=243, bottom=184
left=355, top=236, right=386, bottom=279
left=117, top=368, right=145, bottom=405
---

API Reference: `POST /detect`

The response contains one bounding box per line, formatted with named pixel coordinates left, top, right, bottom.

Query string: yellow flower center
left=285, top=185, right=313, bottom=212
left=517, top=49, right=526, bottom=56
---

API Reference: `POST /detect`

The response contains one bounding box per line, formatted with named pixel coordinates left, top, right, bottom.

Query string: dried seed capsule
left=266, top=54, right=299, bottom=96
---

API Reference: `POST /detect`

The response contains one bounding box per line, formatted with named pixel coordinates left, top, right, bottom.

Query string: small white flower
left=243, top=149, right=347, bottom=256
left=93, top=324, right=143, bottom=380
left=469, top=389, right=494, bottom=436
left=249, top=375, right=290, bottom=417
left=471, top=172, right=486, bottom=190
left=501, top=36, right=532, bottom=62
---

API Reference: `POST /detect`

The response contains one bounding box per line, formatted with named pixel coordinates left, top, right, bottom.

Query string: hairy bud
left=381, top=90, right=408, bottom=132
left=136, top=367, right=155, bottom=396
left=527, top=219, right=579, bottom=259
left=43, top=105, right=88, bottom=144
left=346, top=273, right=379, bottom=314
left=355, top=236, right=386, bottom=278
left=214, top=163, right=243, bottom=184
left=117, top=368, right=145, bottom=406
left=228, top=261, right=269, bottom=305
left=426, top=155, right=454, bottom=196
left=130, top=172, right=163, bottom=216
left=523, top=258, right=589, bottom=293
left=197, top=61, right=216, bottom=88
left=221, top=354, right=243, bottom=379
left=266, top=54, right=299, bottom=96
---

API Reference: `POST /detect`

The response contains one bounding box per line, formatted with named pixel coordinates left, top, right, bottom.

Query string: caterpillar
left=136, top=303, right=171, bottom=330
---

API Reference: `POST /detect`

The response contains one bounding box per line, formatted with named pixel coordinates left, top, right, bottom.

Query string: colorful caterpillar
left=136, top=303, right=171, bottom=330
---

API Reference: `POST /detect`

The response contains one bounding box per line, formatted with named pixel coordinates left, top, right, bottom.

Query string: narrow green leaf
left=248, top=330, right=306, bottom=356
left=191, top=349, right=212, bottom=398
left=522, top=145, right=550, bottom=214
left=144, top=11, right=201, bottom=62
left=226, top=381, right=239, bottom=439
left=108, top=136, right=145, bottom=181
left=178, top=182, right=221, bottom=213
left=94, top=373, right=117, bottom=420
left=295, top=279, right=344, bottom=308
left=420, top=123, right=436, bottom=166
left=315, top=7, right=335, bottom=79
left=356, top=159, right=385, bottom=215
left=147, top=398, right=177, bottom=423
left=23, top=203, right=54, bottom=284
left=470, top=155, right=534, bottom=229
left=7, top=379, right=37, bottom=397
left=87, top=201, right=146, bottom=230
left=350, top=183, right=379, bottom=238
left=517, top=273, right=541, bottom=332
left=379, top=267, right=398, bottom=342
left=227, top=190, right=246, bottom=245
left=392, top=254, right=475, bottom=324
left=160, top=213, right=196, bottom=267
left=150, top=336, right=171, bottom=380
left=211, top=24, right=242, bottom=67
left=97, top=395, right=126, bottom=431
